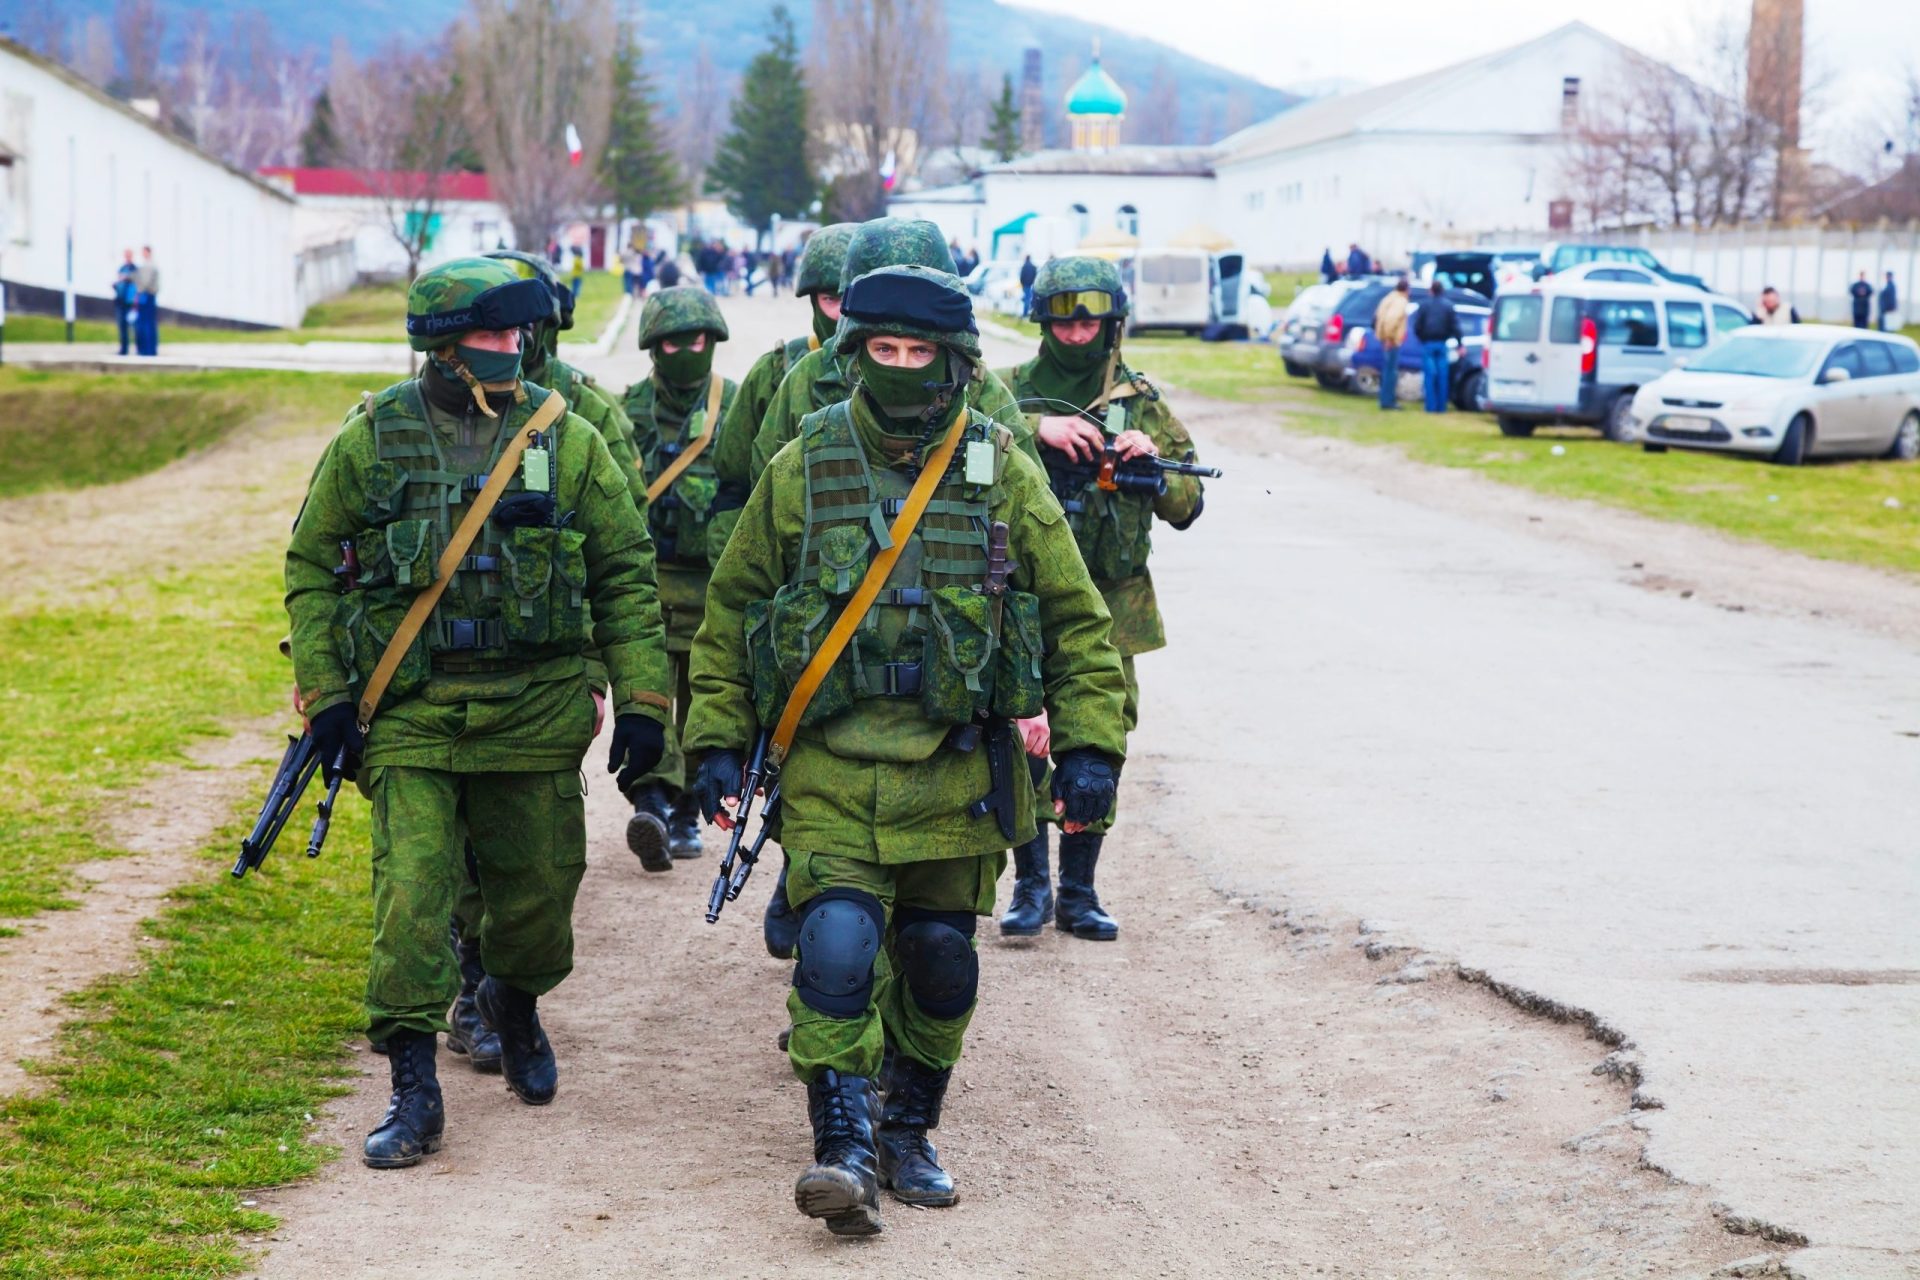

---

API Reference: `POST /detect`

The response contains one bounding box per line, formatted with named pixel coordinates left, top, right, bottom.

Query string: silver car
left=1630, top=326, right=1920, bottom=465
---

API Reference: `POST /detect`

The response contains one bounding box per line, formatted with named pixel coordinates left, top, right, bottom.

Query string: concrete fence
left=294, top=238, right=360, bottom=325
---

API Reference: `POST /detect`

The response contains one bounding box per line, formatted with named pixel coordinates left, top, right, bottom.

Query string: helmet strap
left=435, top=348, right=503, bottom=419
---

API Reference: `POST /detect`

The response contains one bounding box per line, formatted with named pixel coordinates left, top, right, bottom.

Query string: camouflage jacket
left=620, top=373, right=740, bottom=649
left=996, top=358, right=1203, bottom=657
left=686, top=396, right=1128, bottom=863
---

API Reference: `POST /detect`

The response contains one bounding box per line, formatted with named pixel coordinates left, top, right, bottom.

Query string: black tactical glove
left=491, top=491, right=556, bottom=530
left=1051, top=750, right=1118, bottom=828
left=309, top=702, right=365, bottom=781
left=692, top=750, right=745, bottom=825
left=607, top=714, right=667, bottom=792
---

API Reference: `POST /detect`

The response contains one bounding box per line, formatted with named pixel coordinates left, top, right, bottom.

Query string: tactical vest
left=1042, top=373, right=1158, bottom=582
left=778, top=333, right=814, bottom=380
left=631, top=377, right=726, bottom=568
left=747, top=402, right=1045, bottom=761
left=330, top=381, right=590, bottom=704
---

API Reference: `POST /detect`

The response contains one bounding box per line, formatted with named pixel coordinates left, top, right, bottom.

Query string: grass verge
left=0, top=543, right=370, bottom=1278
left=1135, top=334, right=1920, bottom=576
left=0, top=368, right=373, bottom=500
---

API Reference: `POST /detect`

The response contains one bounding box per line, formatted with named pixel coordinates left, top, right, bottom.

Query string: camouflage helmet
left=795, top=222, right=859, bottom=296
left=834, top=265, right=981, bottom=362
left=837, top=218, right=956, bottom=292
left=1029, top=255, right=1130, bottom=323
left=638, top=286, right=730, bottom=349
left=485, top=249, right=573, bottom=332
left=405, top=256, right=555, bottom=353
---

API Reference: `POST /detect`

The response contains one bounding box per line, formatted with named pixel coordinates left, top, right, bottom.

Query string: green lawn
left=1, top=271, right=628, bottom=347
left=1130, top=334, right=1920, bottom=577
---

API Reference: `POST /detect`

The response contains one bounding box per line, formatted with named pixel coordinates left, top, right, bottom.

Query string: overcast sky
left=1009, top=0, right=1919, bottom=161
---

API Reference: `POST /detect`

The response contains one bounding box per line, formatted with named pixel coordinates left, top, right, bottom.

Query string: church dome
left=1066, top=58, right=1127, bottom=117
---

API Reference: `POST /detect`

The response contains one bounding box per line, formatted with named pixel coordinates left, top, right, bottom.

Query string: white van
left=1484, top=279, right=1752, bottom=440
left=1128, top=249, right=1211, bottom=334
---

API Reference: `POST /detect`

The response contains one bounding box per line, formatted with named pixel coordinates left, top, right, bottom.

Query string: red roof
left=258, top=167, right=493, bottom=202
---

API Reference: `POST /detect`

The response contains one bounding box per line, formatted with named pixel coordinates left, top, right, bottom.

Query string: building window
left=1070, top=202, right=1089, bottom=239
left=1116, top=203, right=1138, bottom=236
left=1561, top=76, right=1581, bottom=127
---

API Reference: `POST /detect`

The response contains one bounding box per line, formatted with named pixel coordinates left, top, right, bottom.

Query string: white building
left=258, top=167, right=513, bottom=280
left=0, top=37, right=305, bottom=328
left=891, top=23, right=1643, bottom=270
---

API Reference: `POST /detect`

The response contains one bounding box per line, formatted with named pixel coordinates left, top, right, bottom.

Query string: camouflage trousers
left=783, top=848, right=1005, bottom=1082
left=366, top=764, right=587, bottom=1044
left=1034, top=652, right=1137, bottom=835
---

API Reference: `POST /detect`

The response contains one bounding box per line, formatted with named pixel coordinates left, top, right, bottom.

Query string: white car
left=1548, top=261, right=1702, bottom=291
left=963, top=261, right=1027, bottom=316
left=1630, top=326, right=1920, bottom=464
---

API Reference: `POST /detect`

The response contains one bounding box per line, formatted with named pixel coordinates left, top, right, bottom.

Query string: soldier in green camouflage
left=286, top=256, right=672, bottom=1169
left=685, top=264, right=1127, bottom=1236
left=746, top=218, right=1044, bottom=961
left=994, top=256, right=1206, bottom=942
left=618, top=286, right=739, bottom=865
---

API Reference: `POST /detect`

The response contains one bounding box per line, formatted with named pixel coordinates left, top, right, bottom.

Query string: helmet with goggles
left=405, top=257, right=556, bottom=353
left=1028, top=255, right=1130, bottom=324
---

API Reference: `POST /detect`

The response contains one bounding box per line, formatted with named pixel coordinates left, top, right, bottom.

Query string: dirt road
left=239, top=295, right=1811, bottom=1278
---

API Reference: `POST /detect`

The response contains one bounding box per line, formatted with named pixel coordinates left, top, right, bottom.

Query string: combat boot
left=625, top=782, right=672, bottom=873
left=474, top=976, right=558, bottom=1105
left=666, top=790, right=704, bottom=860
left=442, top=924, right=502, bottom=1073
left=876, top=1054, right=956, bottom=1206
left=998, top=829, right=1053, bottom=937
left=363, top=1029, right=444, bottom=1168
left=794, top=1069, right=883, bottom=1236
left=763, top=860, right=800, bottom=959
left=1055, top=832, right=1119, bottom=941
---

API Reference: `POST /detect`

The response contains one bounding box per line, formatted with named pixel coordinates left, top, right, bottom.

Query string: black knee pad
left=792, top=888, right=885, bottom=1018
left=893, top=908, right=979, bottom=1020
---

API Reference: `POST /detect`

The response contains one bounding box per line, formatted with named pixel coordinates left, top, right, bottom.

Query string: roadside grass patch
left=0, top=368, right=370, bottom=499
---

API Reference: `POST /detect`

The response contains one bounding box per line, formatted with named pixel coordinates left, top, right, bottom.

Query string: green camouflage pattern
left=836, top=217, right=956, bottom=291
left=619, top=373, right=740, bottom=650
left=748, top=346, right=1039, bottom=481
left=782, top=849, right=1003, bottom=1081
left=638, top=285, right=729, bottom=348
left=365, top=764, right=588, bottom=1043
left=405, top=256, right=532, bottom=352
left=795, top=221, right=860, bottom=296
left=1029, top=255, right=1130, bottom=321
left=708, top=334, right=816, bottom=568
left=832, top=264, right=982, bottom=362
left=997, top=356, right=1203, bottom=656
left=685, top=391, right=1128, bottom=865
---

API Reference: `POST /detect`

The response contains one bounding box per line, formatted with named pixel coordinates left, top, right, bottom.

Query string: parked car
left=1300, top=280, right=1398, bottom=390
left=1629, top=326, right=1920, bottom=465
left=1412, top=247, right=1542, bottom=299
left=1532, top=242, right=1710, bottom=292
left=1277, top=282, right=1352, bottom=376
left=1546, top=260, right=1703, bottom=290
left=963, top=261, right=1025, bottom=316
left=1484, top=279, right=1753, bottom=440
left=1348, top=292, right=1492, bottom=408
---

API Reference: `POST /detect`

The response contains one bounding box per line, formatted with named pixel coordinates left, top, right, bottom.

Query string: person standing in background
left=1371, top=278, right=1411, bottom=411
left=1413, top=281, right=1462, bottom=414
left=1878, top=272, right=1899, bottom=332
left=113, top=250, right=138, bottom=356
left=1346, top=242, right=1371, bottom=278
left=1320, top=248, right=1337, bottom=284
left=133, top=246, right=161, bottom=356
left=569, top=250, right=586, bottom=304
left=1019, top=254, right=1038, bottom=317
left=1850, top=271, right=1873, bottom=329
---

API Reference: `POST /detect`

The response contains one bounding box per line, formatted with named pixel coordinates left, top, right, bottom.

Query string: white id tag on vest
left=522, top=445, right=551, bottom=491
left=964, top=439, right=996, bottom=485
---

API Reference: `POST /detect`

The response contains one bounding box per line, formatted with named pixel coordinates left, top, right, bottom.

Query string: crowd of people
left=110, top=246, right=162, bottom=356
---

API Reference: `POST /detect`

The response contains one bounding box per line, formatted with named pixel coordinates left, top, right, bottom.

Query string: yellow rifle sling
left=767, top=404, right=971, bottom=767
left=643, top=375, right=724, bottom=504
left=355, top=390, right=568, bottom=732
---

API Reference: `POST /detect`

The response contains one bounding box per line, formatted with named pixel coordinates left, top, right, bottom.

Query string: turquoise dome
left=1066, top=59, right=1127, bottom=117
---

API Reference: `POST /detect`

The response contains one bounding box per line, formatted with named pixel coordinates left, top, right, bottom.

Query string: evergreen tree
left=601, top=23, right=688, bottom=220
left=706, top=5, right=816, bottom=233
left=300, top=89, right=339, bottom=167
left=986, top=73, right=1021, bottom=162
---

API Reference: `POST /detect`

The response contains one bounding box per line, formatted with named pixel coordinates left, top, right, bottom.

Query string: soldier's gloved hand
left=491, top=491, right=555, bottom=530
left=692, top=750, right=744, bottom=828
left=607, top=714, right=666, bottom=792
left=1051, top=749, right=1118, bottom=833
left=308, top=702, right=365, bottom=781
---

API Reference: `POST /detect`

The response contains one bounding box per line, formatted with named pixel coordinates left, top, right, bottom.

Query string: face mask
left=811, top=299, right=839, bottom=346
left=652, top=341, right=714, bottom=388
left=1042, top=325, right=1108, bottom=372
left=455, top=342, right=522, bottom=386
left=858, top=348, right=947, bottom=423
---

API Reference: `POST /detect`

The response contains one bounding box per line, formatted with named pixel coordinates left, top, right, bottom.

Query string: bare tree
left=14, top=7, right=72, bottom=62
left=1136, top=61, right=1180, bottom=146
left=809, top=0, right=949, bottom=219
left=456, top=0, right=618, bottom=250
left=76, top=17, right=116, bottom=89
left=332, top=42, right=472, bottom=278
left=110, top=0, right=165, bottom=98
left=672, top=44, right=729, bottom=199
left=169, top=13, right=222, bottom=147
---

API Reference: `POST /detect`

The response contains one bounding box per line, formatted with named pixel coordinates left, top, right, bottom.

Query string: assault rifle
left=234, top=539, right=358, bottom=879
left=1050, top=447, right=1222, bottom=499
left=705, top=732, right=781, bottom=923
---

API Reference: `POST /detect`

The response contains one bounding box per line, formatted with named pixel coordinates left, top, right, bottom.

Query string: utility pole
left=64, top=133, right=76, bottom=343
